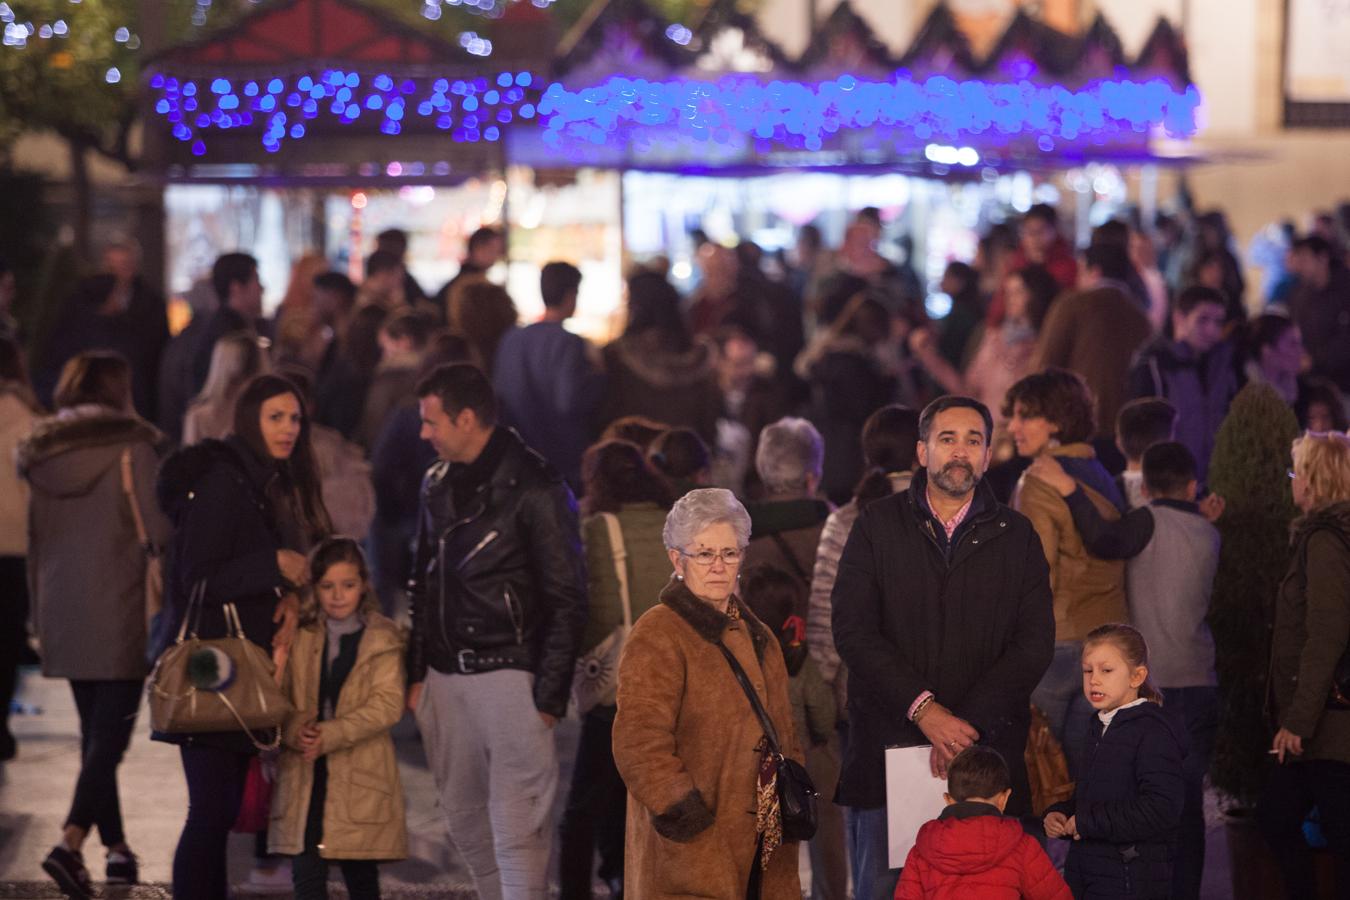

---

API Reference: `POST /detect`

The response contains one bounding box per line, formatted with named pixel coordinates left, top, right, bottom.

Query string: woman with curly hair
left=1006, top=368, right=1127, bottom=774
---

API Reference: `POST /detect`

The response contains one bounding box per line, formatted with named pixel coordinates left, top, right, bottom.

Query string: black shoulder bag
left=716, top=641, right=818, bottom=841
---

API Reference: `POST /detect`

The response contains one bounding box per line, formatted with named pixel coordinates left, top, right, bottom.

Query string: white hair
left=663, top=488, right=752, bottom=551
left=756, top=416, right=824, bottom=495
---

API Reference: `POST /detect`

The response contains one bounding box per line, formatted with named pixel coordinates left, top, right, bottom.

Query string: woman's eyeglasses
left=680, top=548, right=744, bottom=567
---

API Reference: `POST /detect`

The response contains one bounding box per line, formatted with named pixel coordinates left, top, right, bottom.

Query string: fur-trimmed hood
left=17, top=406, right=162, bottom=499
left=607, top=331, right=716, bottom=390
left=657, top=576, right=771, bottom=662
left=156, top=436, right=275, bottom=525
left=1292, top=499, right=1350, bottom=545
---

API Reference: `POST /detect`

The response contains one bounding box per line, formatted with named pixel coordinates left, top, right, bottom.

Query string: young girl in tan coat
left=269, top=537, right=407, bottom=899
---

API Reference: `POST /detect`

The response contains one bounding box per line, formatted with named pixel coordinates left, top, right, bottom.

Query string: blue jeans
left=1031, top=641, right=1092, bottom=778
left=846, top=806, right=899, bottom=900
left=1162, top=685, right=1219, bottom=900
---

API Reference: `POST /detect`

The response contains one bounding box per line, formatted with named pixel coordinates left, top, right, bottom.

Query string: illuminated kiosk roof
left=144, top=0, right=1200, bottom=183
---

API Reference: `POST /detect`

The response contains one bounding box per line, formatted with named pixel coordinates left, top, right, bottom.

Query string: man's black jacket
left=831, top=468, right=1054, bottom=813
left=407, top=427, right=587, bottom=719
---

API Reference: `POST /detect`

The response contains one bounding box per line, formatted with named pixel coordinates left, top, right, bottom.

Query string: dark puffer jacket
left=407, top=427, right=587, bottom=719
left=1051, top=701, right=1186, bottom=899
left=896, top=802, right=1072, bottom=900
left=152, top=436, right=290, bottom=752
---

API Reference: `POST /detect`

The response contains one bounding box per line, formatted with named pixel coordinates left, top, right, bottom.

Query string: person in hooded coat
left=18, top=352, right=171, bottom=896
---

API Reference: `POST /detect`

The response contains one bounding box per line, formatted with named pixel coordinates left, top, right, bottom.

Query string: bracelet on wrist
left=912, top=695, right=935, bottom=723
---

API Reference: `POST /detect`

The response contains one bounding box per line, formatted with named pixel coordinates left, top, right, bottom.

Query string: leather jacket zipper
left=504, top=586, right=524, bottom=646
left=435, top=505, right=486, bottom=653
left=458, top=530, right=499, bottom=570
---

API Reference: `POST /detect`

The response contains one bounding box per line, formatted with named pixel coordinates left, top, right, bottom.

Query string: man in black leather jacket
left=406, top=363, right=587, bottom=900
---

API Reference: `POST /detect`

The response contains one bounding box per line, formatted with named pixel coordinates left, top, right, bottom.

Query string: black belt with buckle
left=454, top=647, right=530, bottom=674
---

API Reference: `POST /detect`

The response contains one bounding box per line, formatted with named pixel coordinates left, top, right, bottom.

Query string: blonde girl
left=1043, top=624, right=1185, bottom=900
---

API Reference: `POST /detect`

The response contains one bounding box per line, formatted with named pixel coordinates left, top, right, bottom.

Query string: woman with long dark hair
left=558, top=440, right=673, bottom=899
left=18, top=352, right=170, bottom=896
left=155, top=373, right=331, bottom=900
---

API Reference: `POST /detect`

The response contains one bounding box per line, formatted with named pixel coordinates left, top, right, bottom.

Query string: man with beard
left=830, top=396, right=1055, bottom=900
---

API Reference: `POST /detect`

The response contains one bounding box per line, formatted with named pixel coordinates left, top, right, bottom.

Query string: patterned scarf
left=728, top=600, right=783, bottom=868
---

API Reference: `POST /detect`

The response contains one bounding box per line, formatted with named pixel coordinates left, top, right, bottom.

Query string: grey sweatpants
left=416, top=668, right=558, bottom=900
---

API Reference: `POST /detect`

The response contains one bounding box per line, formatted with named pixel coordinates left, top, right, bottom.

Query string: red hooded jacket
left=895, top=803, right=1072, bottom=900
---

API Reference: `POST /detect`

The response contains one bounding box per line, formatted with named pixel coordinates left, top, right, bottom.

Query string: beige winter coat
left=268, top=611, right=408, bottom=861
left=0, top=384, right=39, bottom=556
left=613, top=578, right=802, bottom=900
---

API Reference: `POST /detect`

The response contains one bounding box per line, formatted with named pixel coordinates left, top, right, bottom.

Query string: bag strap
left=119, top=446, right=154, bottom=555
left=769, top=533, right=810, bottom=585
left=600, top=512, right=633, bottom=630
left=177, top=580, right=209, bottom=642
left=716, top=640, right=783, bottom=759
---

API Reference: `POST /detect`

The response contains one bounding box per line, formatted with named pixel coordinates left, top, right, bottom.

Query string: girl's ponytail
left=1085, top=623, right=1165, bottom=707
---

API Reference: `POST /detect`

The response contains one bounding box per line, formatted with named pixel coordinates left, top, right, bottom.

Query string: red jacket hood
left=911, top=813, right=1025, bottom=875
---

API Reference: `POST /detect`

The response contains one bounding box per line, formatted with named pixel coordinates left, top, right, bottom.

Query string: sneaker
left=41, top=844, right=92, bottom=899
left=106, top=848, right=140, bottom=885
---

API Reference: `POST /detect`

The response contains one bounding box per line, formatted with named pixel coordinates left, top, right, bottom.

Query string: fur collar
left=608, top=332, right=716, bottom=389
left=658, top=577, right=770, bottom=661
left=16, top=407, right=161, bottom=474
left=1293, top=500, right=1350, bottom=545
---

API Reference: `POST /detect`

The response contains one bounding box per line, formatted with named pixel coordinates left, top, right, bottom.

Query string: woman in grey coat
left=17, top=351, right=171, bottom=898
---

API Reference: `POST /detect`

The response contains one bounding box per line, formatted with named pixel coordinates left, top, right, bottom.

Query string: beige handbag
left=572, top=513, right=633, bottom=714
left=147, top=582, right=290, bottom=750
left=119, top=447, right=163, bottom=630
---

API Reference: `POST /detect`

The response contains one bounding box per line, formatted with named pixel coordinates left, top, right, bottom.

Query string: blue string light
left=147, top=68, right=1201, bottom=157
left=537, top=74, right=1201, bottom=152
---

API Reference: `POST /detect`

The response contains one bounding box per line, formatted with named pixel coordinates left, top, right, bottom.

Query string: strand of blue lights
left=149, top=69, right=537, bottom=154
left=148, top=69, right=1201, bottom=155
left=537, top=74, right=1202, bottom=151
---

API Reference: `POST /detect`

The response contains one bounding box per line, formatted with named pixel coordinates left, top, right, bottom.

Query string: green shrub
left=1206, top=383, right=1300, bottom=806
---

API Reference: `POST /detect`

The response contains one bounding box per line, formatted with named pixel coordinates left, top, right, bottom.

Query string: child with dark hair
left=1114, top=398, right=1178, bottom=509
left=740, top=565, right=844, bottom=900
left=896, top=746, right=1070, bottom=899
left=1028, top=444, right=1217, bottom=900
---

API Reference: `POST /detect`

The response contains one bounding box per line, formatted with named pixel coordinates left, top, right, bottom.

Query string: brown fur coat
left=613, top=578, right=802, bottom=900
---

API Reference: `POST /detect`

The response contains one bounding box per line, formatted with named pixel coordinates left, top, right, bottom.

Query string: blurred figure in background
left=798, top=277, right=898, bottom=504
left=435, top=226, right=504, bottom=314
left=376, top=227, right=429, bottom=307
left=602, top=271, right=721, bottom=444
left=0, top=334, right=40, bottom=761
left=448, top=281, right=518, bottom=375
left=182, top=331, right=268, bottom=446
left=39, top=239, right=169, bottom=420
left=356, top=310, right=432, bottom=451
left=495, top=261, right=606, bottom=493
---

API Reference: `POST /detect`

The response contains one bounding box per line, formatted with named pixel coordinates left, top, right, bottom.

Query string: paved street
left=1, top=665, right=1237, bottom=898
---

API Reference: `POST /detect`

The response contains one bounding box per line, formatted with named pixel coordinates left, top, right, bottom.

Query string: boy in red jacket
left=896, top=746, right=1071, bottom=900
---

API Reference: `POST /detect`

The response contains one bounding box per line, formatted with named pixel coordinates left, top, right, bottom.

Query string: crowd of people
left=0, top=199, right=1347, bottom=900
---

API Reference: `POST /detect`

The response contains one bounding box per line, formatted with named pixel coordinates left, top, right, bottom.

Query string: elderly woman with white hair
left=613, top=488, right=803, bottom=900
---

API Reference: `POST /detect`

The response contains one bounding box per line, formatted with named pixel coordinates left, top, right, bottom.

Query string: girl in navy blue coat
left=1044, top=624, right=1185, bottom=899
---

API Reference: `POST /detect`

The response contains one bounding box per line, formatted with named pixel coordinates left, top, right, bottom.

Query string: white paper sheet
left=885, top=744, right=950, bottom=869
